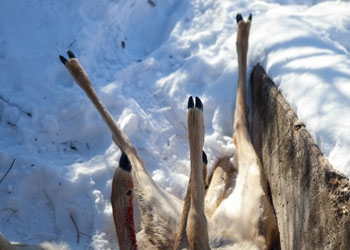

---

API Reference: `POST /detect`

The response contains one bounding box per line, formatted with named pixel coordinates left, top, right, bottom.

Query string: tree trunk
left=251, top=64, right=350, bottom=250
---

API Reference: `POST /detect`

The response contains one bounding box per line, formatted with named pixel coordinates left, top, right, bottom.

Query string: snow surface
left=0, top=0, right=349, bottom=249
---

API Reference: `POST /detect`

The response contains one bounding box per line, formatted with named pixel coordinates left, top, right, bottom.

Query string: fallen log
left=251, top=64, right=350, bottom=250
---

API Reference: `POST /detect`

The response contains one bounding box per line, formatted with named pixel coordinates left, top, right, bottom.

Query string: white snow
left=0, top=0, right=349, bottom=249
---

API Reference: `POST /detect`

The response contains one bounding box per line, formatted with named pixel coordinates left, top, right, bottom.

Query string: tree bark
left=251, top=64, right=350, bottom=250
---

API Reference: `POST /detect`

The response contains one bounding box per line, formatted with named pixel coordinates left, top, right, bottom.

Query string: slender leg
left=60, top=52, right=183, bottom=249
left=233, top=13, right=252, bottom=155
left=173, top=151, right=208, bottom=250
left=186, top=97, right=210, bottom=250
left=205, top=156, right=237, bottom=218
left=234, top=14, right=278, bottom=249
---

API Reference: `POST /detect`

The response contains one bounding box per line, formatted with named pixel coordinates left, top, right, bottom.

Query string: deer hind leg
left=60, top=52, right=185, bottom=249
left=185, top=96, right=210, bottom=250
left=233, top=14, right=278, bottom=249
left=205, top=156, right=237, bottom=219
left=173, top=150, right=207, bottom=250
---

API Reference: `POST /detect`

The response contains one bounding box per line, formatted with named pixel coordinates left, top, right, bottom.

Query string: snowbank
left=0, top=0, right=349, bottom=248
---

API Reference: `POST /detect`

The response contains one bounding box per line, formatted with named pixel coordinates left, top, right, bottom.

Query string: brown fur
left=186, top=99, right=210, bottom=250
left=173, top=176, right=191, bottom=250
left=174, top=152, right=208, bottom=250
left=111, top=167, right=137, bottom=250
left=57, top=13, right=278, bottom=250
left=63, top=53, right=183, bottom=250
left=0, top=233, right=69, bottom=250
left=1, top=13, right=280, bottom=250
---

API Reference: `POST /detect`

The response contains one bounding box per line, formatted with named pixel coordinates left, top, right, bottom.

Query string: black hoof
left=59, top=50, right=76, bottom=64
left=202, top=151, right=208, bottom=165
left=119, top=152, right=132, bottom=172
left=188, top=96, right=194, bottom=109
left=195, top=97, right=203, bottom=111
left=236, top=13, right=243, bottom=23
left=59, top=55, right=67, bottom=65
left=67, top=50, right=76, bottom=59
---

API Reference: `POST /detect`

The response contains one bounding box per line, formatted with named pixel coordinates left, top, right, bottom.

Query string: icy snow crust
left=0, top=0, right=349, bottom=249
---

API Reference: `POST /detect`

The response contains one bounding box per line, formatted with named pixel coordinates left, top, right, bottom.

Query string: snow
left=0, top=0, right=349, bottom=249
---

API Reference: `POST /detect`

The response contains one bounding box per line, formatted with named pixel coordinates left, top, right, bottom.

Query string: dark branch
left=0, top=158, right=16, bottom=185
left=70, top=214, right=80, bottom=244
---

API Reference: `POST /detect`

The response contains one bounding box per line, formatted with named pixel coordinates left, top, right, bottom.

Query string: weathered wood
left=251, top=64, right=350, bottom=250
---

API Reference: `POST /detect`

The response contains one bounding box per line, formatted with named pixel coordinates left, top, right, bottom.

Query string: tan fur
left=0, top=234, right=69, bottom=250
left=1, top=13, right=279, bottom=250
left=111, top=167, right=137, bottom=250
left=174, top=152, right=208, bottom=250
left=63, top=53, right=183, bottom=250
left=186, top=100, right=210, bottom=250
left=0, top=234, right=15, bottom=250
left=233, top=16, right=278, bottom=249
left=173, top=176, right=190, bottom=250
left=56, top=13, right=278, bottom=250
left=205, top=157, right=237, bottom=218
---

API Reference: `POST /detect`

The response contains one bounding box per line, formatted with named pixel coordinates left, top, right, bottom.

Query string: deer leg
left=111, top=153, right=138, bottom=250
left=60, top=52, right=183, bottom=249
left=173, top=150, right=208, bottom=250
left=186, top=96, right=210, bottom=250
left=0, top=234, right=15, bottom=250
left=233, top=14, right=278, bottom=249
left=205, top=156, right=237, bottom=218
left=59, top=51, right=134, bottom=156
